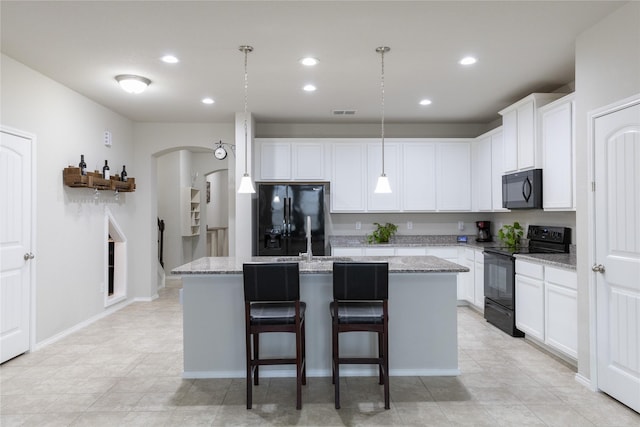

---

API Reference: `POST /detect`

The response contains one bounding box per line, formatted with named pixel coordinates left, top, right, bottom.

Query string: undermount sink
left=275, top=256, right=353, bottom=263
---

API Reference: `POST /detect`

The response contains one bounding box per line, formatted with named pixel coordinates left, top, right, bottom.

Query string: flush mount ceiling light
left=115, top=74, right=151, bottom=94
left=237, top=45, right=256, bottom=194
left=419, top=99, right=432, bottom=106
left=300, top=57, right=319, bottom=66
left=459, top=56, right=477, bottom=66
left=374, top=46, right=392, bottom=194
left=161, top=55, right=179, bottom=64
left=201, top=97, right=215, bottom=104
left=303, top=84, right=317, bottom=92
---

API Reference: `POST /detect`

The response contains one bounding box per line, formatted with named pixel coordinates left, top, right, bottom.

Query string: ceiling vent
left=332, top=109, right=357, bottom=116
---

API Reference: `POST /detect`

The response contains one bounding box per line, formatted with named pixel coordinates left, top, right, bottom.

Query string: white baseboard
left=575, top=373, right=597, bottom=391
left=35, top=298, right=135, bottom=350
left=183, top=368, right=460, bottom=379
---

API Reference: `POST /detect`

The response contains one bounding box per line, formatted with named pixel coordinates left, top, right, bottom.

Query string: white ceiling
left=0, top=1, right=625, bottom=125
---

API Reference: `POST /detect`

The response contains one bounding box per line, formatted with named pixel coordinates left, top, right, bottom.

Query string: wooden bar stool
left=331, top=262, right=390, bottom=409
left=242, top=262, right=306, bottom=410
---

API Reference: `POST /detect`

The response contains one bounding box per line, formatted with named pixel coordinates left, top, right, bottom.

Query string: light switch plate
left=355, top=221, right=361, bottom=230
left=104, top=130, right=112, bottom=147
left=407, top=221, right=413, bottom=230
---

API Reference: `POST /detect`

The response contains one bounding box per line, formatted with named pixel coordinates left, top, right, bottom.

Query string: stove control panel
left=527, top=225, right=571, bottom=244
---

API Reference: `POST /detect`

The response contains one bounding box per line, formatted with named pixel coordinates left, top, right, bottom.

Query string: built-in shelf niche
left=105, top=210, right=127, bottom=307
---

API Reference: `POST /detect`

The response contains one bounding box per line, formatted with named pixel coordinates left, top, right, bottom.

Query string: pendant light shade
left=374, top=46, right=392, bottom=194
left=237, top=45, right=256, bottom=194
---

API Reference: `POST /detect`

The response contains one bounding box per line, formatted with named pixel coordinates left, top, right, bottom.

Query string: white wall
left=0, top=54, right=136, bottom=344
left=132, top=123, right=234, bottom=295
left=156, top=151, right=183, bottom=272
left=574, top=1, right=640, bottom=381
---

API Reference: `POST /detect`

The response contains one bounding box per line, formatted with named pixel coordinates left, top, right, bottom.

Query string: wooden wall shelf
left=63, top=167, right=136, bottom=192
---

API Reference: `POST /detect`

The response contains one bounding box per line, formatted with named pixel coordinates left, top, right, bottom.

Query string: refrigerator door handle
left=287, top=198, right=292, bottom=235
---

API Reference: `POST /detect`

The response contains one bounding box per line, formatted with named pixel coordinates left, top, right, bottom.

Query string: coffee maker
left=476, top=221, right=492, bottom=242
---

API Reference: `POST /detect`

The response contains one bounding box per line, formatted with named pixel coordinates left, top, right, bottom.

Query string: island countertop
left=172, top=255, right=469, bottom=275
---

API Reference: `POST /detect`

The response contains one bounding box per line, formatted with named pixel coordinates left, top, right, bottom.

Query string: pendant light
left=374, top=46, right=392, bottom=194
left=238, top=45, right=256, bottom=194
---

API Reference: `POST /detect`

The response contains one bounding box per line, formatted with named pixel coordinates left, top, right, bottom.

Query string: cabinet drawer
left=464, top=248, right=475, bottom=261
left=331, top=247, right=364, bottom=256
left=364, top=247, right=396, bottom=256
left=426, top=247, right=459, bottom=260
left=545, top=266, right=577, bottom=290
left=515, top=260, right=544, bottom=280
left=396, top=247, right=427, bottom=256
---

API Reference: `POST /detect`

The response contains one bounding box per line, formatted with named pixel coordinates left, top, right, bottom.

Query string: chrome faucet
left=299, top=215, right=313, bottom=262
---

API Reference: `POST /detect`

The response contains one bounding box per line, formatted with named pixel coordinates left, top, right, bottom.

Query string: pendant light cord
left=377, top=46, right=389, bottom=176
left=242, top=46, right=251, bottom=175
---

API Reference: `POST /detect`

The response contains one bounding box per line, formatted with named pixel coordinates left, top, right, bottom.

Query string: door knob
left=23, top=252, right=34, bottom=260
left=592, top=264, right=605, bottom=273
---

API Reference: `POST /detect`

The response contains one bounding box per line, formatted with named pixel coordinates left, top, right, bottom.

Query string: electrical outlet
left=458, top=221, right=464, bottom=231
left=104, top=130, right=112, bottom=147
left=355, top=221, right=361, bottom=230
left=407, top=221, right=413, bottom=230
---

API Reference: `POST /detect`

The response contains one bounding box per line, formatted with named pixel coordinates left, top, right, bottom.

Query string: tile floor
left=1, top=281, right=639, bottom=426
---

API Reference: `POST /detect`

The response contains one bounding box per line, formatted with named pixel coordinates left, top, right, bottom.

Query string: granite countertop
left=514, top=253, right=577, bottom=270
left=172, top=255, right=469, bottom=275
left=329, top=235, right=497, bottom=250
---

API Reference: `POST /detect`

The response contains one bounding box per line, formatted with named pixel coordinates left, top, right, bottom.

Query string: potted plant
left=367, top=222, right=398, bottom=244
left=498, top=221, right=524, bottom=249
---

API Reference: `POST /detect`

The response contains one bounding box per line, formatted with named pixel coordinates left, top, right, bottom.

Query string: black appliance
left=476, top=221, right=492, bottom=242
left=256, top=183, right=325, bottom=256
left=483, top=225, right=571, bottom=337
left=502, top=169, right=543, bottom=209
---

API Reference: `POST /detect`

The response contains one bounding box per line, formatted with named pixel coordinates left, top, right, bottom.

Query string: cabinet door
left=475, top=137, right=493, bottom=211
left=542, top=99, right=574, bottom=210
left=515, top=273, right=544, bottom=340
left=544, top=266, right=577, bottom=358
left=502, top=109, right=518, bottom=173
left=517, top=100, right=536, bottom=170
left=474, top=251, right=485, bottom=308
left=260, top=142, right=291, bottom=180
left=331, top=143, right=366, bottom=212
left=367, top=142, right=400, bottom=211
left=491, top=131, right=507, bottom=211
left=459, top=257, right=475, bottom=302
left=293, top=142, right=326, bottom=180
left=401, top=143, right=436, bottom=211
left=396, top=247, right=427, bottom=256
left=437, top=142, right=471, bottom=211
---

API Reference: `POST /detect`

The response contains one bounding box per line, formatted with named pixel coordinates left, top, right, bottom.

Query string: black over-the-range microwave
left=502, top=169, right=543, bottom=209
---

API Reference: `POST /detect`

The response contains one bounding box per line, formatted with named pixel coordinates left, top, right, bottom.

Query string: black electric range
left=483, top=225, right=571, bottom=337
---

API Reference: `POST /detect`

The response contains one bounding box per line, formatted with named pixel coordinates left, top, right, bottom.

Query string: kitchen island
left=173, top=256, right=468, bottom=379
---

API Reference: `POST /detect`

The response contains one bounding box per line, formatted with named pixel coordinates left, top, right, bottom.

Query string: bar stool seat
left=331, top=262, right=390, bottom=410
left=243, top=262, right=306, bottom=410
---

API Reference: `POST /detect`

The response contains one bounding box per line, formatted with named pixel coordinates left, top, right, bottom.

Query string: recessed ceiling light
left=300, top=57, right=319, bottom=66
left=201, top=97, right=214, bottom=104
left=303, top=84, right=317, bottom=92
left=419, top=99, right=432, bottom=106
left=459, top=56, right=477, bottom=66
left=161, top=55, right=179, bottom=64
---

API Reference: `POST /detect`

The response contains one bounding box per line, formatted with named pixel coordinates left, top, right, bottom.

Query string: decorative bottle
left=79, top=154, right=87, bottom=176
left=102, top=160, right=110, bottom=180
left=120, top=165, right=127, bottom=182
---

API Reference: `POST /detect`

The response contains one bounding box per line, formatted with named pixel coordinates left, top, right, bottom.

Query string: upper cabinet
left=472, top=133, right=493, bottom=211
left=401, top=142, right=437, bottom=211
left=540, top=94, right=575, bottom=211
left=331, top=142, right=367, bottom=212
left=437, top=142, right=471, bottom=211
left=256, top=139, right=328, bottom=181
left=500, top=93, right=565, bottom=173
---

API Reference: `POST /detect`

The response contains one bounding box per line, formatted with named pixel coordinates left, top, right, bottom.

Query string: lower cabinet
left=515, top=259, right=577, bottom=359
left=331, top=247, right=364, bottom=256
left=474, top=251, right=484, bottom=308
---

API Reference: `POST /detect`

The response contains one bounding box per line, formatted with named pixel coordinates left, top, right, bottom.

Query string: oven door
left=483, top=250, right=515, bottom=309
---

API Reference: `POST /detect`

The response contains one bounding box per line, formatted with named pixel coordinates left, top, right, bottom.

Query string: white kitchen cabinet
left=540, top=94, right=575, bottom=211
left=258, top=140, right=292, bottom=180
left=181, top=187, right=201, bottom=237
left=401, top=142, right=437, bottom=211
left=331, top=143, right=366, bottom=212
left=331, top=247, right=364, bottom=256
left=472, top=134, right=493, bottom=211
left=458, top=248, right=475, bottom=303
left=395, top=247, right=427, bottom=256
left=515, top=260, right=545, bottom=340
left=256, top=139, right=328, bottom=181
left=499, top=93, right=565, bottom=173
left=437, top=142, right=471, bottom=211
left=367, top=142, right=400, bottom=211
left=364, top=246, right=396, bottom=256
left=473, top=250, right=485, bottom=309
left=490, top=129, right=508, bottom=211
left=544, top=266, right=577, bottom=358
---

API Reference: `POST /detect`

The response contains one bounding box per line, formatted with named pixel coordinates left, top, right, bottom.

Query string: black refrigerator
left=256, top=183, right=325, bottom=256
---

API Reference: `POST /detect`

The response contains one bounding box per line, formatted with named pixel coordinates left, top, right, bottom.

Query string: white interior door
left=0, top=129, right=33, bottom=364
left=593, top=98, right=640, bottom=412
